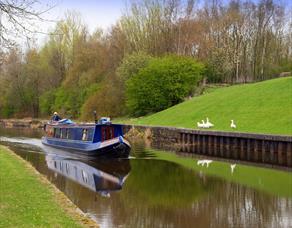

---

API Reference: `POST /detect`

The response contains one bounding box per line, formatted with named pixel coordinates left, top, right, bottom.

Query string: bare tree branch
left=0, top=0, right=56, bottom=48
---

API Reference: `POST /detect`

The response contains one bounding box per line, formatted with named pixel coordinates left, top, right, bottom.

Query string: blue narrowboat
left=41, top=118, right=130, bottom=158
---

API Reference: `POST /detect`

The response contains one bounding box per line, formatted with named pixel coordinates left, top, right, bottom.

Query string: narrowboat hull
left=41, top=136, right=131, bottom=158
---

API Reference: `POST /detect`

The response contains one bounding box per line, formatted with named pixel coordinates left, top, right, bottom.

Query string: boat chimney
left=93, top=111, right=97, bottom=124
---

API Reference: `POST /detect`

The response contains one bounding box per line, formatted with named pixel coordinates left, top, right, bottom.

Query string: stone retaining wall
left=0, top=119, right=46, bottom=129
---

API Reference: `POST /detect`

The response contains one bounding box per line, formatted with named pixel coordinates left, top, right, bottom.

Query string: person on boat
left=51, top=112, right=61, bottom=122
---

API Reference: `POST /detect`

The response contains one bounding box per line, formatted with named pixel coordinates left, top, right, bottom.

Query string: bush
left=126, top=55, right=204, bottom=116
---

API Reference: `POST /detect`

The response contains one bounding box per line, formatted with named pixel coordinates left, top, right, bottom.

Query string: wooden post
left=254, top=140, right=259, bottom=162
left=202, top=135, right=207, bottom=154
left=246, top=139, right=252, bottom=162
left=225, top=137, right=230, bottom=158
left=240, top=139, right=246, bottom=160
left=287, top=142, right=292, bottom=167
left=270, top=141, right=276, bottom=165
left=262, top=140, right=266, bottom=163
left=213, top=136, right=218, bottom=156
left=234, top=138, right=239, bottom=159
left=220, top=137, right=224, bottom=157
left=208, top=136, right=213, bottom=155
left=278, top=142, right=284, bottom=166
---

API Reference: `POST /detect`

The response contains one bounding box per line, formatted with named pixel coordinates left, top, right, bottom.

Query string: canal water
left=0, top=128, right=291, bottom=228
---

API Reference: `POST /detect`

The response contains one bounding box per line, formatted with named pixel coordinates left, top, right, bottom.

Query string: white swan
left=230, top=164, right=236, bottom=173
left=197, top=122, right=204, bottom=128
left=206, top=117, right=214, bottom=128
left=201, top=120, right=208, bottom=128
left=230, top=120, right=236, bottom=129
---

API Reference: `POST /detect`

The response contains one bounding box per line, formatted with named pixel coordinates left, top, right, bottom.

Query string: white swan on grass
left=206, top=117, right=214, bottom=128
left=231, top=120, right=236, bottom=129
left=197, top=122, right=204, bottom=128
left=201, top=120, right=207, bottom=128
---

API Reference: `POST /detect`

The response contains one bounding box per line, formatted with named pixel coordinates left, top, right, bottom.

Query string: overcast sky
left=48, top=0, right=125, bottom=30
left=31, top=0, right=125, bottom=47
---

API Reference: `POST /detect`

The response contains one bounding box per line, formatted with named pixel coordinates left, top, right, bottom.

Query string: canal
left=0, top=127, right=291, bottom=228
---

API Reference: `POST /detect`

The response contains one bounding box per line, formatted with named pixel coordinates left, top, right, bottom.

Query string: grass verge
left=0, top=146, right=98, bottom=228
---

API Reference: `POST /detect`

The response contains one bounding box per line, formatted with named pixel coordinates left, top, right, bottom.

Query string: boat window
left=54, top=128, right=61, bottom=138
left=81, top=128, right=94, bottom=141
left=66, top=129, right=70, bottom=139
left=82, top=129, right=88, bottom=141
left=61, top=128, right=67, bottom=139
left=87, top=129, right=94, bottom=141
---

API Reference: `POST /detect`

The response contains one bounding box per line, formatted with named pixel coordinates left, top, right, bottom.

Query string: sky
left=47, top=0, right=125, bottom=31
left=32, top=0, right=126, bottom=46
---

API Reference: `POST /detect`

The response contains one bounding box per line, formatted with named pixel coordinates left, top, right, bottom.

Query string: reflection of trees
left=121, top=160, right=213, bottom=208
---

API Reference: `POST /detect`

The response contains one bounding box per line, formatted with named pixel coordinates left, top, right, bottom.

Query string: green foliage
left=117, top=52, right=153, bottom=81
left=0, top=105, right=14, bottom=118
left=126, top=77, right=292, bottom=135
left=126, top=55, right=204, bottom=116
left=39, top=89, right=57, bottom=116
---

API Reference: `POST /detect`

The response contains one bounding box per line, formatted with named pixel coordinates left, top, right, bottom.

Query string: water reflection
left=0, top=127, right=291, bottom=228
left=46, top=155, right=130, bottom=196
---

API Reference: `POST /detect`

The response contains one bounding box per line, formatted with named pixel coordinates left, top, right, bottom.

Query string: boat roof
left=46, top=122, right=120, bottom=128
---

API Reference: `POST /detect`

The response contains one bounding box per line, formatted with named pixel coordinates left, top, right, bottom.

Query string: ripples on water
left=0, top=127, right=291, bottom=228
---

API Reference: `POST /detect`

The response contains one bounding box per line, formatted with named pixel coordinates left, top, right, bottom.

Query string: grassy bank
left=0, top=146, right=96, bottom=227
left=121, top=77, right=292, bottom=135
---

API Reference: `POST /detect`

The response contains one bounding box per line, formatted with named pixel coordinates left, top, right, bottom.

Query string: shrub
left=126, top=55, right=204, bottom=116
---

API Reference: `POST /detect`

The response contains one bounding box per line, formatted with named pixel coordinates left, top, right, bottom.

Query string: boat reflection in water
left=45, top=154, right=131, bottom=197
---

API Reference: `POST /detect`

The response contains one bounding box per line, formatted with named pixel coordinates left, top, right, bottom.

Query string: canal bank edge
left=0, top=145, right=99, bottom=228
left=123, top=124, right=292, bottom=169
left=1, top=119, right=291, bottom=168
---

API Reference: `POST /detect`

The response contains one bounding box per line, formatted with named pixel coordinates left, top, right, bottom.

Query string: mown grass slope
left=127, top=77, right=292, bottom=135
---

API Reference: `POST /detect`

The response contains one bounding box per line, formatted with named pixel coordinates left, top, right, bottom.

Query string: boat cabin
left=44, top=123, right=124, bottom=143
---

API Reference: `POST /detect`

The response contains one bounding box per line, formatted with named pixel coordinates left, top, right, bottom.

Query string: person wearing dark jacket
left=51, top=112, right=61, bottom=121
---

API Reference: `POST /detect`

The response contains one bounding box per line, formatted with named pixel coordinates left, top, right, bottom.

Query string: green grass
left=0, top=147, right=82, bottom=228
left=121, top=77, right=292, bottom=135
left=148, top=149, right=292, bottom=198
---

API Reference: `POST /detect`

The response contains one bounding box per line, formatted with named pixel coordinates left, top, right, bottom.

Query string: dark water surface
left=0, top=128, right=291, bottom=228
